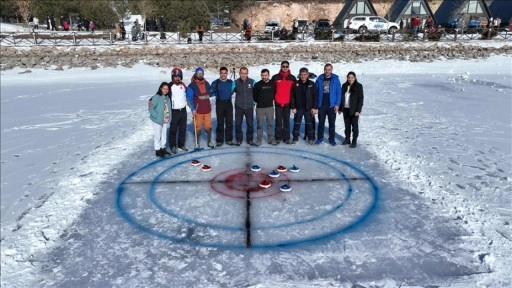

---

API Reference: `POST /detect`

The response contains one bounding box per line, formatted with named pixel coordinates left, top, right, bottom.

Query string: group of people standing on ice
left=148, top=62, right=364, bottom=158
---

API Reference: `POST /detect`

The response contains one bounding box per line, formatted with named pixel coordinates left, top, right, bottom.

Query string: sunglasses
left=281, top=65, right=289, bottom=68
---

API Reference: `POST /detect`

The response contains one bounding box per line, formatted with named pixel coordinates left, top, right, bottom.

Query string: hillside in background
left=232, top=0, right=443, bottom=30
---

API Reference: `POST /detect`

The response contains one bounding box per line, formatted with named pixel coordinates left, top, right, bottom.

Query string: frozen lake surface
left=1, top=55, right=511, bottom=287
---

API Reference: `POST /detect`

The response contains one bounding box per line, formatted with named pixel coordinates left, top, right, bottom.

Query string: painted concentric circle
left=116, top=147, right=379, bottom=249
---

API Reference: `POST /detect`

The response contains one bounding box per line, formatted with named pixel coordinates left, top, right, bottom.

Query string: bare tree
left=14, top=0, right=32, bottom=26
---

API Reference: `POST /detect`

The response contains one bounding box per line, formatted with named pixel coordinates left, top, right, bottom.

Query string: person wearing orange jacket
left=271, top=61, right=296, bottom=145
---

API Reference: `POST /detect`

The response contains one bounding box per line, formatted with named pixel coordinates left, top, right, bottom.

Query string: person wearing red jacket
left=412, top=16, right=421, bottom=38
left=271, top=61, right=296, bottom=144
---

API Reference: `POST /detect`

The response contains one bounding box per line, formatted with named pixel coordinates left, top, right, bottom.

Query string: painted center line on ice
left=116, top=147, right=380, bottom=248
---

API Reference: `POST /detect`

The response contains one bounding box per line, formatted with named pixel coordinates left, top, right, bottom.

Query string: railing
left=1, top=28, right=510, bottom=47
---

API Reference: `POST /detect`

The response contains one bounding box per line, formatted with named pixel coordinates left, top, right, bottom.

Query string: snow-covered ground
left=1, top=51, right=511, bottom=287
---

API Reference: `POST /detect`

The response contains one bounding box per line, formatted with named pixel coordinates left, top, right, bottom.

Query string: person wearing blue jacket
left=210, top=67, right=235, bottom=147
left=148, top=82, right=171, bottom=157
left=315, top=63, right=341, bottom=146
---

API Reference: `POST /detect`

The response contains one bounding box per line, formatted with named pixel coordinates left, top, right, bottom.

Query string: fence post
left=392, top=30, right=395, bottom=42
left=33, top=31, right=37, bottom=45
left=487, top=28, right=491, bottom=40
left=178, top=31, right=181, bottom=44
left=271, top=29, right=274, bottom=41
left=145, top=32, right=148, bottom=43
left=422, top=29, right=427, bottom=40
left=73, top=32, right=76, bottom=45
left=454, top=30, right=457, bottom=41
left=13, top=32, right=16, bottom=46
left=331, top=29, right=335, bottom=41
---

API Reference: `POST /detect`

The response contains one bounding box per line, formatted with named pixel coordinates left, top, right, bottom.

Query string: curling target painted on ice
left=116, top=147, right=379, bottom=248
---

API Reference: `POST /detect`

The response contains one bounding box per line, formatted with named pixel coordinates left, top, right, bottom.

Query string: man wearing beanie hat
left=186, top=67, right=215, bottom=148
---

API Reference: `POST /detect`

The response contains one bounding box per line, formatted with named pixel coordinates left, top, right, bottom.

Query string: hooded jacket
left=272, top=69, right=296, bottom=107
left=186, top=76, right=212, bottom=114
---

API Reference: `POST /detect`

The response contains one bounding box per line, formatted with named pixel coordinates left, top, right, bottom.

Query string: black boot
left=161, top=148, right=170, bottom=155
left=155, top=149, right=164, bottom=157
left=349, top=138, right=357, bottom=148
left=342, top=133, right=351, bottom=145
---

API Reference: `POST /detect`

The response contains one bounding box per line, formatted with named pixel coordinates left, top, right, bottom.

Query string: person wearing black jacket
left=253, top=69, right=276, bottom=146
left=340, top=71, right=364, bottom=148
left=291, top=67, right=318, bottom=145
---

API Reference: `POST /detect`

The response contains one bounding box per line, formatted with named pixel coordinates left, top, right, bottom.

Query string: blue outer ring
left=115, top=147, right=379, bottom=249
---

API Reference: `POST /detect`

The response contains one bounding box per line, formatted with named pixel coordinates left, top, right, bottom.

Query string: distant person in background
left=121, top=21, right=126, bottom=40
left=244, top=23, right=252, bottom=41
left=115, top=22, right=121, bottom=40
left=412, top=16, right=421, bottom=38
left=242, top=19, right=252, bottom=41
left=340, top=71, right=364, bottom=148
left=399, top=18, right=404, bottom=30
left=159, top=16, right=165, bottom=32
left=83, top=19, right=89, bottom=31
left=62, top=18, right=69, bottom=31
left=135, top=19, right=141, bottom=39
left=308, top=20, right=315, bottom=36
left=33, top=16, right=39, bottom=29
left=145, top=18, right=151, bottom=32
left=152, top=17, right=158, bottom=31
left=425, top=16, right=433, bottom=29
left=159, top=16, right=166, bottom=39
left=46, top=16, right=51, bottom=30
left=148, top=82, right=171, bottom=158
left=50, top=16, right=57, bottom=31
left=89, top=21, right=95, bottom=32
left=60, top=16, right=64, bottom=30
left=197, top=24, right=204, bottom=42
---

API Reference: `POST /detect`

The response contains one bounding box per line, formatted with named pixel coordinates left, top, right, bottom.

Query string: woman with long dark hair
left=340, top=71, right=364, bottom=148
left=148, top=82, right=171, bottom=157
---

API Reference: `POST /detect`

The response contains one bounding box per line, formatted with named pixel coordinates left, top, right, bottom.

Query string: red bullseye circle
left=210, top=168, right=291, bottom=199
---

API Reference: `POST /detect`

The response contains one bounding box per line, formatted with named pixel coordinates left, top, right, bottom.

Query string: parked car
left=445, top=14, right=487, bottom=32
left=292, top=19, right=308, bottom=33
left=264, top=20, right=280, bottom=34
left=347, top=16, right=399, bottom=34
left=468, top=16, right=488, bottom=29
left=314, top=18, right=331, bottom=32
